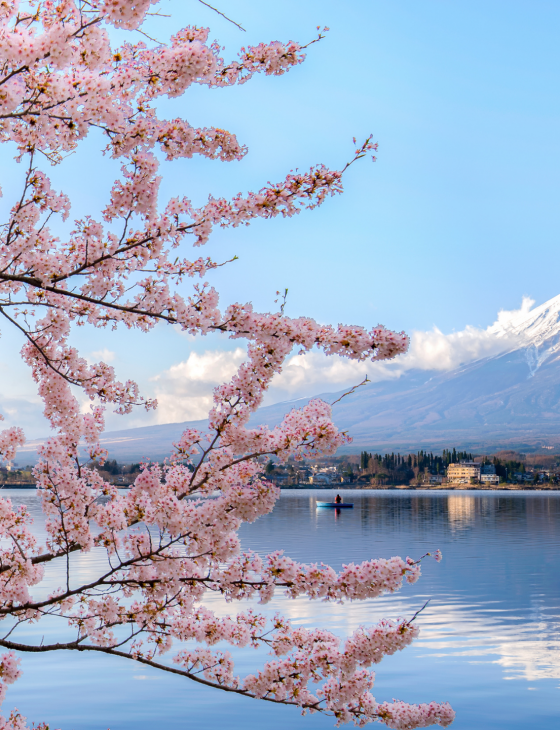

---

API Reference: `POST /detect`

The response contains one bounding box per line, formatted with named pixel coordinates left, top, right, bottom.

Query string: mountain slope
left=250, top=293, right=560, bottom=451
left=18, top=294, right=560, bottom=462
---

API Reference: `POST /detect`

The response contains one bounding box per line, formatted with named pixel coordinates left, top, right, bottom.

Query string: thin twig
left=409, top=599, right=431, bottom=623
left=331, top=375, right=370, bottom=406
left=135, top=28, right=164, bottom=45
left=198, top=1, right=246, bottom=32
left=274, top=288, right=288, bottom=315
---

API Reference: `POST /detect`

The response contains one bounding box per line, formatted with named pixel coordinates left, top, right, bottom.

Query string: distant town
left=2, top=449, right=560, bottom=489
left=263, top=449, right=560, bottom=490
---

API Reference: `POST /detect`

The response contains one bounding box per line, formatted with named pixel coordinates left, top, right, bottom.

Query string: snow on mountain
left=489, top=294, right=560, bottom=376
left=19, top=294, right=560, bottom=462
left=490, top=294, right=560, bottom=343
left=243, top=293, right=560, bottom=452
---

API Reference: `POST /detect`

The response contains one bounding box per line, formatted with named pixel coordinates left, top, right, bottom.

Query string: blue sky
left=2, top=0, right=560, bottom=438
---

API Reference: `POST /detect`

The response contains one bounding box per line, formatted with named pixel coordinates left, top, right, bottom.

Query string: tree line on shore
left=360, top=449, right=474, bottom=475
left=351, top=449, right=560, bottom=485
left=357, top=449, right=475, bottom=484
left=1, top=450, right=556, bottom=487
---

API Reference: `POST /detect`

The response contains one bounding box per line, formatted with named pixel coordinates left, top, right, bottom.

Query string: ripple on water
left=1, top=489, right=559, bottom=730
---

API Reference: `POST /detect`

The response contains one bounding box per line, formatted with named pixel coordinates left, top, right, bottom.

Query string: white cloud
left=88, top=348, right=116, bottom=363
left=151, top=348, right=246, bottom=423
left=268, top=352, right=369, bottom=399
left=398, top=322, right=517, bottom=372
left=111, top=297, right=537, bottom=424
left=0, top=395, right=49, bottom=441
left=0, top=295, right=551, bottom=443
left=261, top=304, right=521, bottom=402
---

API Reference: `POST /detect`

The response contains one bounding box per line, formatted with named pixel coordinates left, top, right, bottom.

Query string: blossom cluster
left=0, top=3, right=453, bottom=729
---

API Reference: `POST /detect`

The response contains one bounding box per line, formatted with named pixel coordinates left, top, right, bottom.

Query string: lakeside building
left=309, top=473, right=331, bottom=485
left=480, top=463, right=500, bottom=486
left=422, top=474, right=445, bottom=485
left=447, top=461, right=481, bottom=485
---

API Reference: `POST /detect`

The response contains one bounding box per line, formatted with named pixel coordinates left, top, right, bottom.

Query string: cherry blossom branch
left=0, top=6, right=452, bottom=729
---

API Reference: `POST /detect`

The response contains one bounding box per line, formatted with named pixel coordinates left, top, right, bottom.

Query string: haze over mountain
left=18, top=294, right=560, bottom=463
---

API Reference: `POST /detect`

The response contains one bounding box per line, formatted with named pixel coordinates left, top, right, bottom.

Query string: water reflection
left=1, top=489, right=559, bottom=730
left=236, top=491, right=560, bottom=713
left=446, top=495, right=475, bottom=527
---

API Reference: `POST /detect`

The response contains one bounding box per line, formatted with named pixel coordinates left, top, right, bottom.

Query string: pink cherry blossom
left=0, top=3, right=452, bottom=729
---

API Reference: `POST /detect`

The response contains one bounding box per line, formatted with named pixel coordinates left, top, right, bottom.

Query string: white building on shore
left=480, top=463, right=500, bottom=485
left=447, top=461, right=481, bottom=485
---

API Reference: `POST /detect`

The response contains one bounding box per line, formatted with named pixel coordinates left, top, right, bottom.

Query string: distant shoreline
left=0, top=484, right=37, bottom=489
left=279, top=484, right=560, bottom=492
left=2, top=484, right=559, bottom=493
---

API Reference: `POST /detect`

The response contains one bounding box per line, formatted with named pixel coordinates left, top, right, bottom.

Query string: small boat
left=316, top=501, right=354, bottom=509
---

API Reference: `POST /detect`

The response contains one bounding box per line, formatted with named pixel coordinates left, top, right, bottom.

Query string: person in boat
left=335, top=493, right=343, bottom=504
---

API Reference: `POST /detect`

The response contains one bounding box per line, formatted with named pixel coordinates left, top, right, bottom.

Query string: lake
left=2, top=489, right=559, bottom=730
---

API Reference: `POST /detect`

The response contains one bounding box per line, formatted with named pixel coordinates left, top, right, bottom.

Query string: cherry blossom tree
left=0, top=2, right=454, bottom=728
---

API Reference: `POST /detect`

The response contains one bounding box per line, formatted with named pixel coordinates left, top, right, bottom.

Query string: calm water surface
left=3, top=489, right=559, bottom=730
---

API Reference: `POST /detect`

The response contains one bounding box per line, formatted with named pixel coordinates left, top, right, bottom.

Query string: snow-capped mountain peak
left=489, top=294, right=560, bottom=346
left=486, top=294, right=560, bottom=376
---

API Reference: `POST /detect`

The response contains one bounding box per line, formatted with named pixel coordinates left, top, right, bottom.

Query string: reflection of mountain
left=18, top=294, right=560, bottom=462
left=410, top=598, right=560, bottom=683
left=4, top=490, right=557, bottom=728
left=12, top=488, right=558, bottom=686
left=235, top=492, right=560, bottom=685
left=207, top=590, right=560, bottom=683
